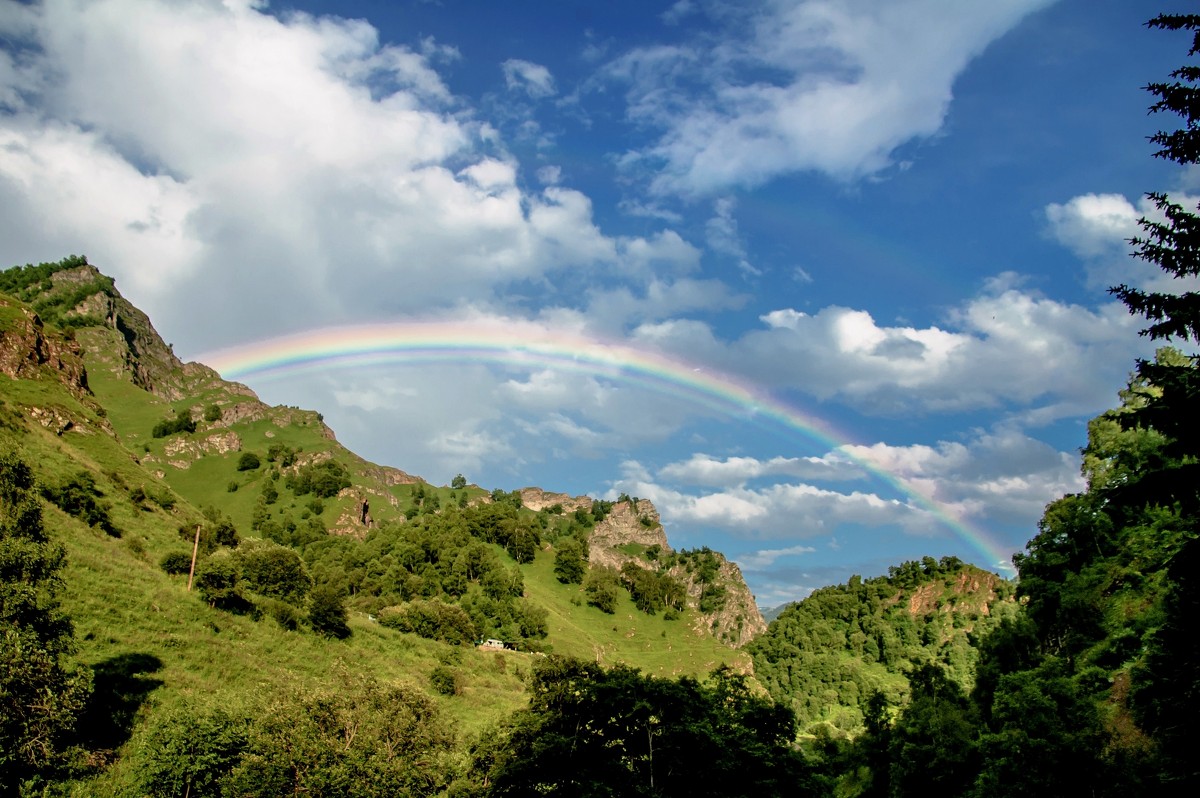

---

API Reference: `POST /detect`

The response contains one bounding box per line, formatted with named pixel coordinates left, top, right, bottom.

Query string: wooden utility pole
left=187, top=524, right=201, bottom=591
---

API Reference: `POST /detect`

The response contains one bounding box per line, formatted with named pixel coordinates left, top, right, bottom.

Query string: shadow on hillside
left=76, top=652, right=164, bottom=755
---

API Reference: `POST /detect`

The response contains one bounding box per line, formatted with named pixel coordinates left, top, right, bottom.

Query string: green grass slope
left=1, top=261, right=752, bottom=791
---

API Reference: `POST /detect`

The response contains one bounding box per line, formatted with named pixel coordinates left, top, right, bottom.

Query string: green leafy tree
left=194, top=553, right=251, bottom=614
left=236, top=540, right=312, bottom=604
left=236, top=451, right=260, bottom=471
left=152, top=409, right=196, bottom=438
left=481, top=657, right=818, bottom=797
left=584, top=566, right=620, bottom=614
left=887, top=664, right=979, bottom=798
left=451, top=473, right=467, bottom=489
left=308, top=583, right=351, bottom=639
left=553, top=538, right=587, bottom=585
left=138, top=706, right=249, bottom=798
left=0, top=452, right=92, bottom=789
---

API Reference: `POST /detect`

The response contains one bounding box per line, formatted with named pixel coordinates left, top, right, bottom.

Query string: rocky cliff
left=584, top=498, right=766, bottom=647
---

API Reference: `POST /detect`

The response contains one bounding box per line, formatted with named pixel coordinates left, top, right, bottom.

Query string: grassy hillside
left=0, top=258, right=750, bottom=793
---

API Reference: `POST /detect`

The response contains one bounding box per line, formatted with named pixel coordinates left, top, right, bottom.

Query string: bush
left=152, top=409, right=196, bottom=439
left=236, top=452, right=260, bottom=471
left=259, top=598, right=301, bottom=631
left=203, top=404, right=223, bottom=423
left=429, top=665, right=463, bottom=696
left=237, top=541, right=312, bottom=604
left=584, top=567, right=620, bottom=614
left=41, top=470, right=119, bottom=536
left=308, top=584, right=351, bottom=639
left=285, top=460, right=350, bottom=499
left=195, top=554, right=252, bottom=613
left=378, top=599, right=476, bottom=645
left=159, top=551, right=193, bottom=576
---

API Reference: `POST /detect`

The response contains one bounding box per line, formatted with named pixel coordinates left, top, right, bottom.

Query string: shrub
left=41, top=470, right=119, bottom=536
left=429, top=665, right=463, bottom=696
left=237, top=541, right=312, bottom=604
left=378, top=599, right=476, bottom=645
left=138, top=707, right=249, bottom=798
left=152, top=409, right=196, bottom=438
left=236, top=452, right=260, bottom=471
left=308, top=584, right=351, bottom=639
left=195, top=554, right=252, bottom=613
left=159, top=551, right=193, bottom=576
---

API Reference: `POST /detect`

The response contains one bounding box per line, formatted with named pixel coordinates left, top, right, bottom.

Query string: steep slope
left=1, top=257, right=754, bottom=670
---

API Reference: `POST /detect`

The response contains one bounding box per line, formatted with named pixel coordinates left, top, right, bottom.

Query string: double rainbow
left=197, top=320, right=1015, bottom=571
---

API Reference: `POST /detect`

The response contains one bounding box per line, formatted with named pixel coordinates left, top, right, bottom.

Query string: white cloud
left=0, top=0, right=689, bottom=351
left=658, top=452, right=865, bottom=486
left=604, top=0, right=1056, bottom=194
left=607, top=424, right=1081, bottom=555
left=612, top=462, right=941, bottom=539
left=735, top=543, right=817, bottom=570
left=536, top=165, right=562, bottom=185
left=843, top=426, right=1084, bottom=524
left=501, top=58, right=556, bottom=99
left=704, top=197, right=759, bottom=277
left=1045, top=193, right=1141, bottom=259
left=1045, top=191, right=1200, bottom=295
left=633, top=281, right=1147, bottom=420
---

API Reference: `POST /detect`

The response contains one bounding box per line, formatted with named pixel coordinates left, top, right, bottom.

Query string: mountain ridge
left=0, top=255, right=762, bottom=662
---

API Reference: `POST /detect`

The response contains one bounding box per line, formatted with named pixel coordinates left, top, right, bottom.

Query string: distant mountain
left=759, top=602, right=791, bottom=623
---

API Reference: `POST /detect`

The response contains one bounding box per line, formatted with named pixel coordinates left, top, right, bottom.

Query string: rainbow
left=196, top=320, right=1016, bottom=571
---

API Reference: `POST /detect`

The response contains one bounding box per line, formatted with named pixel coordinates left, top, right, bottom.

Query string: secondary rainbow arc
left=196, top=321, right=1016, bottom=571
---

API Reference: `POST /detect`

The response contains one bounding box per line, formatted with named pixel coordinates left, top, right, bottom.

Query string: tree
left=1111, top=14, right=1200, bottom=343
left=887, top=664, right=979, bottom=798
left=552, top=538, right=586, bottom=585
left=451, top=473, right=467, bottom=490
left=236, top=541, right=312, bottom=604
left=0, top=452, right=91, bottom=789
left=481, top=657, right=817, bottom=797
left=584, top=566, right=620, bottom=614
left=308, top=584, right=351, bottom=639
left=236, top=452, right=260, bottom=471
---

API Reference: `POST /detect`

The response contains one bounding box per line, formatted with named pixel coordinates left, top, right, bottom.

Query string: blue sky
left=0, top=0, right=1187, bottom=606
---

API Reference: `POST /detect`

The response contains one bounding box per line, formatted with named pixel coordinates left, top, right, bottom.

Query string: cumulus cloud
left=1045, top=193, right=1142, bottom=259
left=603, top=0, right=1055, bottom=194
left=843, top=427, right=1084, bottom=524
left=1045, top=191, right=1200, bottom=295
left=633, top=280, right=1148, bottom=421
left=605, top=423, right=1081, bottom=566
left=0, top=0, right=691, bottom=351
left=611, top=461, right=942, bottom=539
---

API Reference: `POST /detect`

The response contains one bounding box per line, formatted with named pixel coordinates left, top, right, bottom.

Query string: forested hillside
left=750, top=559, right=1016, bottom=735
